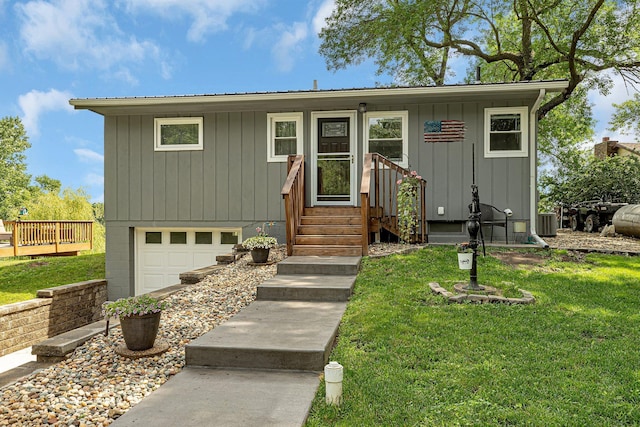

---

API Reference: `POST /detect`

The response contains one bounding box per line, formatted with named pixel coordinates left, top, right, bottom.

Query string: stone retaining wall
left=0, top=279, right=107, bottom=356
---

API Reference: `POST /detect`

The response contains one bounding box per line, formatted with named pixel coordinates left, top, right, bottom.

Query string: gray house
left=70, top=80, right=568, bottom=299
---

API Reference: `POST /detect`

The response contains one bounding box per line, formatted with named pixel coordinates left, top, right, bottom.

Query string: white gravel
left=0, top=247, right=286, bottom=426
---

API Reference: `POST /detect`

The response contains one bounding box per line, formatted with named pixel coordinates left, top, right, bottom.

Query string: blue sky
left=0, top=0, right=636, bottom=203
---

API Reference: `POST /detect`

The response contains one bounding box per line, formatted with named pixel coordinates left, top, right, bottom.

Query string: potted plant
left=396, top=171, right=422, bottom=243
left=103, top=295, right=168, bottom=351
left=242, top=223, right=278, bottom=263
left=456, top=242, right=473, bottom=270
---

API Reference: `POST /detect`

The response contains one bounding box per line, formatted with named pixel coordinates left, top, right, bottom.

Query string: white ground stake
left=324, top=361, right=343, bottom=405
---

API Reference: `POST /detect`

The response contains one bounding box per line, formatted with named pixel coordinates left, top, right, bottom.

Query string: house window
left=267, top=113, right=303, bottom=162
left=484, top=107, right=528, bottom=158
left=154, top=117, right=203, bottom=151
left=364, top=111, right=409, bottom=166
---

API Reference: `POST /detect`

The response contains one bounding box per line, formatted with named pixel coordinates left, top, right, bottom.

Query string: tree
left=536, top=87, right=596, bottom=208
left=35, top=175, right=62, bottom=194
left=319, top=0, right=640, bottom=118
left=609, top=93, right=640, bottom=136
left=540, top=155, right=640, bottom=209
left=0, top=117, right=31, bottom=219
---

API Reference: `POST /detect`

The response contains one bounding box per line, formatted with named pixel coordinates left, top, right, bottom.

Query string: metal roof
left=69, top=80, right=569, bottom=115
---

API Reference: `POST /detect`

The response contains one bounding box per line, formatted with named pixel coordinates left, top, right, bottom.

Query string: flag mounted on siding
left=424, top=120, right=465, bottom=143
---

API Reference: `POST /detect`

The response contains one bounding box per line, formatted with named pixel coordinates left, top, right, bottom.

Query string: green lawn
left=306, top=246, right=640, bottom=426
left=0, top=253, right=105, bottom=305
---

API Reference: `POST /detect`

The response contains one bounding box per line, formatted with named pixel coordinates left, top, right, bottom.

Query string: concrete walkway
left=112, top=256, right=359, bottom=426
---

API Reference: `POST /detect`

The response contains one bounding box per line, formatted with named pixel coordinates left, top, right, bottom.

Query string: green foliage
left=305, top=247, right=640, bottom=425
left=609, top=93, right=640, bottom=136
left=540, top=154, right=640, bottom=208
left=0, top=253, right=105, bottom=305
left=536, top=88, right=595, bottom=167
left=396, top=171, right=422, bottom=243
left=26, top=188, right=95, bottom=220
left=34, top=175, right=62, bottom=194
left=102, top=294, right=168, bottom=318
left=319, top=1, right=640, bottom=117
left=0, top=117, right=32, bottom=219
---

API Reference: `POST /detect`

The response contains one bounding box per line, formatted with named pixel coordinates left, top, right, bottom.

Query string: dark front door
left=312, top=112, right=356, bottom=205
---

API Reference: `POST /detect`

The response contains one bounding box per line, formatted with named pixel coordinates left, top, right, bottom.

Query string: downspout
left=529, top=89, right=548, bottom=248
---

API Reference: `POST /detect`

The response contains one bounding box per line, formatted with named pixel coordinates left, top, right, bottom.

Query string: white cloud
left=119, top=0, right=267, bottom=42
left=312, top=0, right=335, bottom=34
left=74, top=148, right=104, bottom=163
left=18, top=88, right=74, bottom=137
left=0, top=41, right=7, bottom=71
left=16, top=0, right=161, bottom=77
left=85, top=173, right=104, bottom=186
left=272, top=22, right=308, bottom=72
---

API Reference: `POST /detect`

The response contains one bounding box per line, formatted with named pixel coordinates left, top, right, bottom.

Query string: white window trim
left=267, top=112, right=304, bottom=162
left=363, top=110, right=409, bottom=167
left=484, top=107, right=529, bottom=158
left=154, top=117, right=203, bottom=151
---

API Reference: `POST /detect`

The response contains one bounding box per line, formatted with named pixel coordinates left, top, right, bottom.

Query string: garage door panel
left=168, top=251, right=190, bottom=267
left=143, top=251, right=167, bottom=267
left=193, top=252, right=216, bottom=268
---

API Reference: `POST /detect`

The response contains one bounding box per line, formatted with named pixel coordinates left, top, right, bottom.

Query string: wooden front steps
left=293, top=207, right=363, bottom=256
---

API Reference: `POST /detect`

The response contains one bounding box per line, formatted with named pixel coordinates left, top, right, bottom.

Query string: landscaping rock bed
left=544, top=228, right=640, bottom=254
left=0, top=247, right=286, bottom=426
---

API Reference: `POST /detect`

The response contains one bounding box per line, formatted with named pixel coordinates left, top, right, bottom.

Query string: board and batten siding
left=104, top=112, right=288, bottom=299
left=371, top=98, right=531, bottom=224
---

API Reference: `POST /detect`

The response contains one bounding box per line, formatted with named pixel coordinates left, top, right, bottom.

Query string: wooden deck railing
left=0, top=220, right=93, bottom=258
left=361, top=153, right=427, bottom=244
left=281, top=155, right=305, bottom=256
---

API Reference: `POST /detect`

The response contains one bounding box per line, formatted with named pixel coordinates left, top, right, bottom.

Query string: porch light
left=358, top=103, right=367, bottom=113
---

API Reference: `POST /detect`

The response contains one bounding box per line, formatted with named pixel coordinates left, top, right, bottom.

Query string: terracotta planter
left=250, top=248, right=270, bottom=263
left=120, top=312, right=161, bottom=351
left=457, top=252, right=473, bottom=270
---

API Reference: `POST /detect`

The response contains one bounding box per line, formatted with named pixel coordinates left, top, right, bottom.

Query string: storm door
left=311, top=111, right=357, bottom=205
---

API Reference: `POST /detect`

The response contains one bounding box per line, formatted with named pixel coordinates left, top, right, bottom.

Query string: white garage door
left=136, top=228, right=241, bottom=295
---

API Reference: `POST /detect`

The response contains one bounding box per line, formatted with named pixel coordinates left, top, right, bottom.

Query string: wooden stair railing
left=281, top=155, right=305, bottom=256
left=361, top=153, right=427, bottom=245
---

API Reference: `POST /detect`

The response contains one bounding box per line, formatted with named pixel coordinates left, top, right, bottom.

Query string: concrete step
left=277, top=256, right=361, bottom=275
left=257, top=275, right=355, bottom=302
left=185, top=300, right=346, bottom=371
left=295, top=234, right=362, bottom=246
left=111, top=368, right=320, bottom=427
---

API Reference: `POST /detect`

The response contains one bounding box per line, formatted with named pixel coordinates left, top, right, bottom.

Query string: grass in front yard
left=0, top=253, right=105, bottom=305
left=306, top=246, right=640, bottom=426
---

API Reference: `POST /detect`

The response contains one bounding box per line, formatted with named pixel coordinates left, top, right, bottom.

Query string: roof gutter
left=529, top=89, right=548, bottom=248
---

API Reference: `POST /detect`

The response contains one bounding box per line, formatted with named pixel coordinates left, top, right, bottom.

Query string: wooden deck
left=0, top=220, right=93, bottom=258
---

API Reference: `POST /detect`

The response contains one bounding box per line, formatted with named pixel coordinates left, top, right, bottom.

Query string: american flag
left=424, top=120, right=465, bottom=143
